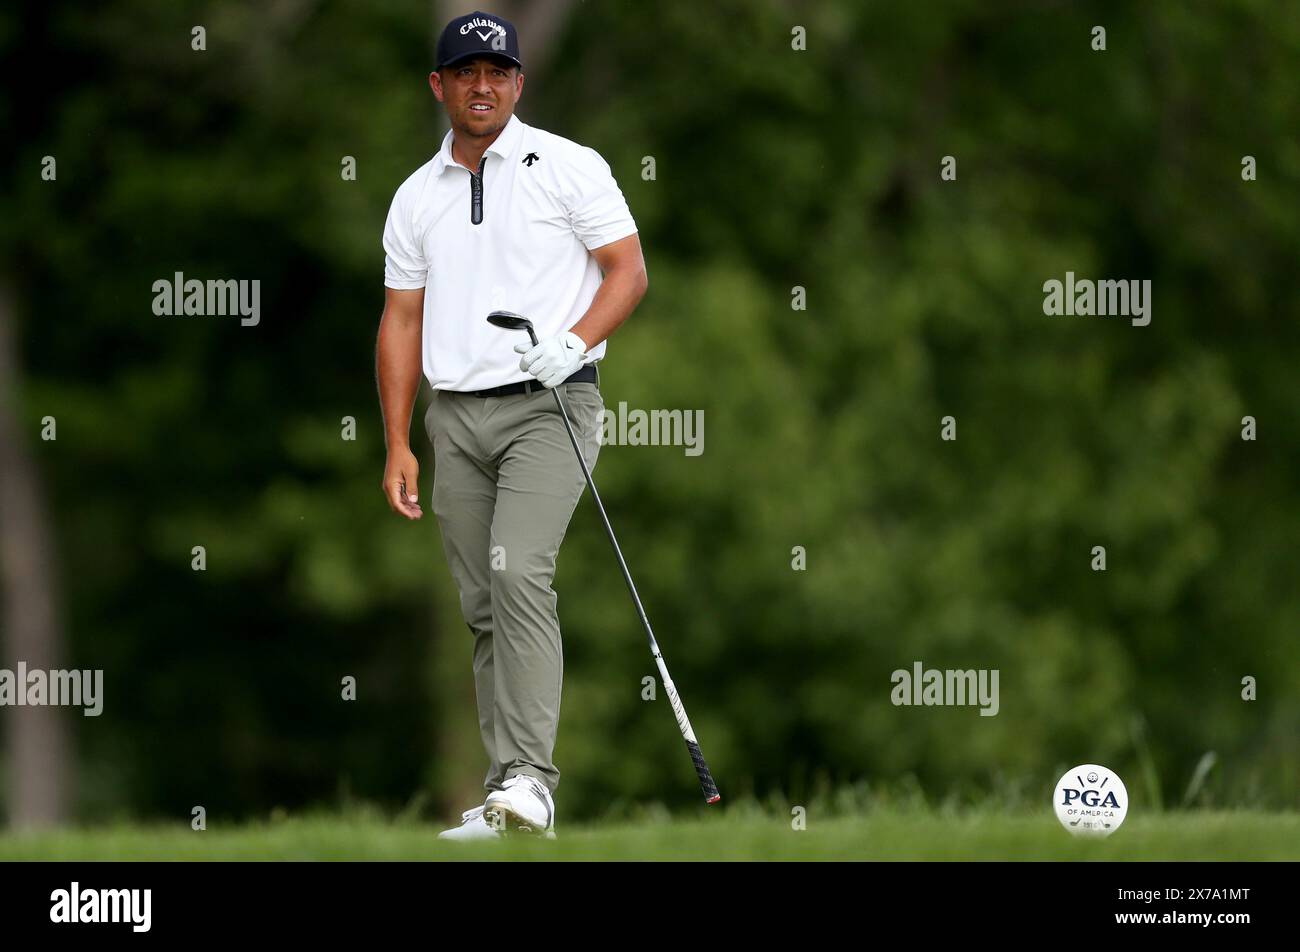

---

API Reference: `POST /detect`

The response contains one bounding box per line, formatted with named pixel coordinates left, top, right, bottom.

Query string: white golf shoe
left=437, top=804, right=502, bottom=842
left=483, top=774, right=557, bottom=839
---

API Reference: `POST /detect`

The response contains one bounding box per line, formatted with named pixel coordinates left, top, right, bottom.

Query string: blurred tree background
left=1, top=0, right=1296, bottom=828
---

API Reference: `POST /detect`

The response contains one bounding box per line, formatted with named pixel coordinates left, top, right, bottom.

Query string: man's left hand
left=515, top=331, right=589, bottom=388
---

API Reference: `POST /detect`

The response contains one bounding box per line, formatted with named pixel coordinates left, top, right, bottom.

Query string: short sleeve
left=566, top=147, right=638, bottom=252
left=382, top=186, right=428, bottom=289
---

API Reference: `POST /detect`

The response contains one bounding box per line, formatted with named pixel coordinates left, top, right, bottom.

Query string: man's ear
left=429, top=70, right=444, bottom=101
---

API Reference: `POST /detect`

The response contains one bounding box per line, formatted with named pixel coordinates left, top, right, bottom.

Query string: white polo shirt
left=382, top=113, right=638, bottom=392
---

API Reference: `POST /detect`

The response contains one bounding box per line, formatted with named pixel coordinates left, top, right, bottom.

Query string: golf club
left=487, top=310, right=721, bottom=805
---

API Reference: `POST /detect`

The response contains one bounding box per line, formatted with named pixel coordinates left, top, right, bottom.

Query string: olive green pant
left=424, top=375, right=603, bottom=796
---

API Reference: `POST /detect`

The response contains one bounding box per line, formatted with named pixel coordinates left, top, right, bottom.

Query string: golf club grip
left=687, top=740, right=721, bottom=804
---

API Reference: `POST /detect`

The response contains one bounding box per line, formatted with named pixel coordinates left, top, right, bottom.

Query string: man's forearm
left=376, top=313, right=423, bottom=450
left=570, top=265, right=648, bottom=351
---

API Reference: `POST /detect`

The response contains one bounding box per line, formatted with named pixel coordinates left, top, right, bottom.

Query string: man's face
left=430, top=56, right=524, bottom=138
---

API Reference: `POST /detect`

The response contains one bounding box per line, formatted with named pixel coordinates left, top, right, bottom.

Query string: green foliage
left=2, top=0, right=1296, bottom=823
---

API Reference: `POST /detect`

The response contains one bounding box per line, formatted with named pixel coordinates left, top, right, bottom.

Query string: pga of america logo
left=1053, top=763, right=1128, bottom=837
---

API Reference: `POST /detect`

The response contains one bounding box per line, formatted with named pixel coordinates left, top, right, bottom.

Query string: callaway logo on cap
left=436, top=10, right=523, bottom=71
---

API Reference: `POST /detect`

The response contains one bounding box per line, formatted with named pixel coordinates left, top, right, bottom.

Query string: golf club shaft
left=549, top=379, right=720, bottom=805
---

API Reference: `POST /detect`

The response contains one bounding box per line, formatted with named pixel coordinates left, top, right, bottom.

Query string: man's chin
left=455, top=110, right=508, bottom=136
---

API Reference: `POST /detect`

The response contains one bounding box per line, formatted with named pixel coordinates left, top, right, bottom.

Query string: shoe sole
left=436, top=829, right=502, bottom=842
left=483, top=800, right=557, bottom=840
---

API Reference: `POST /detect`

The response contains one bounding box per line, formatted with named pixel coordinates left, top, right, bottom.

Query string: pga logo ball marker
left=1054, top=764, right=1128, bottom=837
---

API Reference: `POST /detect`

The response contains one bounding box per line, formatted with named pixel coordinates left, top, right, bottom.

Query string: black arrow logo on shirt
left=523, top=152, right=540, bottom=167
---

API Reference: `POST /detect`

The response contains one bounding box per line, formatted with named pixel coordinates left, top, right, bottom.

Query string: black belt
left=464, top=364, right=596, bottom=398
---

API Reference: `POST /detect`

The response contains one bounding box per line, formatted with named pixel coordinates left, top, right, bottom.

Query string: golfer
left=376, top=10, right=647, bottom=840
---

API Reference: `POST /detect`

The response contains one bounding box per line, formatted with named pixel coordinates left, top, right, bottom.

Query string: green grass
left=2, top=810, right=1296, bottom=860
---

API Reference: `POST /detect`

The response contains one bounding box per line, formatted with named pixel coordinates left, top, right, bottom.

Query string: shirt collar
left=433, top=113, right=525, bottom=175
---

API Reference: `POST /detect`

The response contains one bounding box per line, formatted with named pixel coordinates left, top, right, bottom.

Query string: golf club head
left=486, top=310, right=538, bottom=344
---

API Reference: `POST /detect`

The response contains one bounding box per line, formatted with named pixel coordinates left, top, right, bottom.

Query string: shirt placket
left=470, top=154, right=487, bottom=225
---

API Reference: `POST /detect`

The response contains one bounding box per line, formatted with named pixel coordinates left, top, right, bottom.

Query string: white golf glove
left=515, top=330, right=590, bottom=389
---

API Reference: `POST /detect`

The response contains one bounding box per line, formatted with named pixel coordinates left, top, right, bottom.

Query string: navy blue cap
left=436, top=11, right=523, bottom=71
